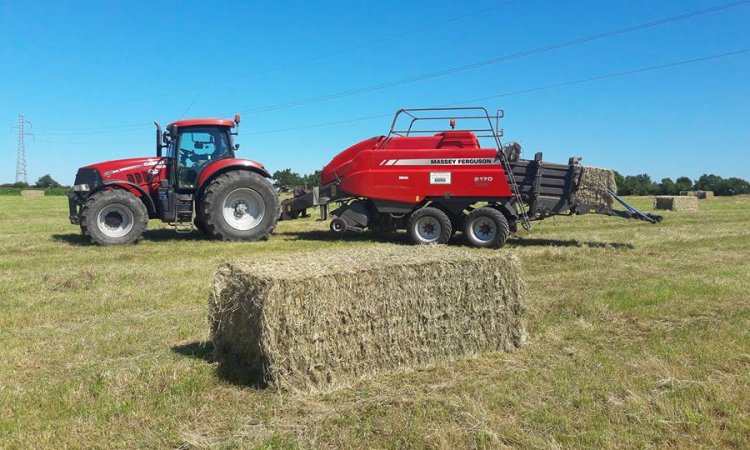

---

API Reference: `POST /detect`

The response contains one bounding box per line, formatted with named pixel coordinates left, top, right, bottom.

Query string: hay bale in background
left=575, top=166, right=617, bottom=209
left=654, top=195, right=699, bottom=212
left=680, top=190, right=714, bottom=199
left=209, top=246, right=527, bottom=392
left=20, top=190, right=44, bottom=197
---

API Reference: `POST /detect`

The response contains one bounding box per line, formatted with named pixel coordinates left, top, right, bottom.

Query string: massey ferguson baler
left=281, top=107, right=660, bottom=248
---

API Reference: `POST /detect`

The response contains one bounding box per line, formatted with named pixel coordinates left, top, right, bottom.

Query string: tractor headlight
left=73, top=184, right=90, bottom=192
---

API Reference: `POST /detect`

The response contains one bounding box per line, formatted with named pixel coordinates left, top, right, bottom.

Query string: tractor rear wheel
left=200, top=171, right=279, bottom=241
left=407, top=207, right=452, bottom=245
left=80, top=189, right=148, bottom=245
left=464, top=207, right=510, bottom=248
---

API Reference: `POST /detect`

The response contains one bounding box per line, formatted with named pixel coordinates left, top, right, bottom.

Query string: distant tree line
left=0, top=174, right=65, bottom=189
left=615, top=173, right=750, bottom=196
left=272, top=169, right=322, bottom=192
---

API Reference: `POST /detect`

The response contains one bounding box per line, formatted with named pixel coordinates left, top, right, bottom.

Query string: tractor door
left=174, top=126, right=233, bottom=190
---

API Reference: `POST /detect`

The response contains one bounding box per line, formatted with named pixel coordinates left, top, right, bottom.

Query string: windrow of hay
left=680, top=190, right=714, bottom=199
left=20, top=190, right=44, bottom=197
left=575, top=166, right=617, bottom=209
left=654, top=195, right=699, bottom=211
left=209, top=245, right=527, bottom=392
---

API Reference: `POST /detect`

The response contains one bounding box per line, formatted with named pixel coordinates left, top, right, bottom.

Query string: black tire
left=79, top=190, right=148, bottom=245
left=193, top=217, right=208, bottom=234
left=200, top=171, right=279, bottom=241
left=330, top=217, right=347, bottom=233
left=407, top=207, right=452, bottom=245
left=464, top=207, right=510, bottom=248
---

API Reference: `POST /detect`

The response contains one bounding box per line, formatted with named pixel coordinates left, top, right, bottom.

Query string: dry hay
left=654, top=195, right=699, bottom=212
left=575, top=166, right=617, bottom=209
left=680, top=190, right=714, bottom=199
left=209, top=245, right=526, bottom=392
left=20, top=190, right=44, bottom=197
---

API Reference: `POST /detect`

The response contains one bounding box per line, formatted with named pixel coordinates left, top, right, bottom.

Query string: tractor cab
left=160, top=118, right=239, bottom=190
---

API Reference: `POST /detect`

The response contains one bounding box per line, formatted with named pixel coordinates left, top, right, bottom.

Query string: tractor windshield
left=175, top=126, right=232, bottom=188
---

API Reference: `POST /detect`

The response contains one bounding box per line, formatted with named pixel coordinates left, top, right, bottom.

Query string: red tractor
left=281, top=107, right=660, bottom=247
left=68, top=115, right=279, bottom=245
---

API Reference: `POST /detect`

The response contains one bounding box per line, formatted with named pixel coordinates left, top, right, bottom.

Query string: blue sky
left=1, top=0, right=748, bottom=185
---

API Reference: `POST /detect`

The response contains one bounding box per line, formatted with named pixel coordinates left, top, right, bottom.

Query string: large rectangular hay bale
left=209, top=246, right=526, bottom=391
left=20, top=189, right=44, bottom=197
left=654, top=195, right=699, bottom=211
left=575, top=166, right=617, bottom=209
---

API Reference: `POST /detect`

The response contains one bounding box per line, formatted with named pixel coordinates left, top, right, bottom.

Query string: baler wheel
left=200, top=171, right=279, bottom=241
left=330, top=217, right=347, bottom=233
left=79, top=189, right=148, bottom=245
left=407, top=207, right=452, bottom=245
left=464, top=207, right=510, bottom=248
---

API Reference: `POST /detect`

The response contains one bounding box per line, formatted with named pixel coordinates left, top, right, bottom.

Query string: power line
left=29, top=47, right=750, bottom=144
left=35, top=0, right=521, bottom=132
left=447, top=48, right=750, bottom=105
left=29, top=0, right=750, bottom=137
left=228, top=0, right=750, bottom=116
left=244, top=48, right=750, bottom=135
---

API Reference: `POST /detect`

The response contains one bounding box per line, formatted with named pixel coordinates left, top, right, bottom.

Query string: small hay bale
left=698, top=191, right=714, bottom=199
left=20, top=190, right=45, bottom=197
left=654, top=195, right=699, bottom=211
left=575, top=166, right=617, bottom=208
left=209, top=245, right=526, bottom=392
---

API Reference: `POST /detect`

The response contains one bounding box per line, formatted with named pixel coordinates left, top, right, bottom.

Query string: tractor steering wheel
left=180, top=149, right=209, bottom=166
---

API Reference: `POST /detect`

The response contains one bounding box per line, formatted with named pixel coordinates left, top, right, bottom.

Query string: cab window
left=176, top=127, right=231, bottom=188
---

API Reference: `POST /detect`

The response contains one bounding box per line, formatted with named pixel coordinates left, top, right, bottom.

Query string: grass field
left=1, top=195, right=749, bottom=448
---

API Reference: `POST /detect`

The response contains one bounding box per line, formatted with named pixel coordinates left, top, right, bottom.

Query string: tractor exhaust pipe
left=154, top=122, right=163, bottom=158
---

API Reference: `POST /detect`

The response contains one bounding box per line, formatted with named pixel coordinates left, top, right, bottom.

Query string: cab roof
left=168, top=118, right=235, bottom=128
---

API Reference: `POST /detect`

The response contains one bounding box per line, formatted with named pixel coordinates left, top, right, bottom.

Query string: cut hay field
left=1, top=195, right=748, bottom=449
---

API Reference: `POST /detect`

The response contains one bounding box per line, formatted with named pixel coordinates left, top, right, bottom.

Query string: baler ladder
left=485, top=112, right=531, bottom=231
left=500, top=150, right=531, bottom=231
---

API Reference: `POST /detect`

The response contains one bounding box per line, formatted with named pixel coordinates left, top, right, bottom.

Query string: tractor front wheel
left=200, top=171, right=279, bottom=241
left=79, top=189, right=148, bottom=245
left=407, top=207, right=452, bottom=245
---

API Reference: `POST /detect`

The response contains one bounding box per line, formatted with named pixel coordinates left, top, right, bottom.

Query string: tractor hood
left=83, top=157, right=164, bottom=180
left=73, top=157, right=165, bottom=193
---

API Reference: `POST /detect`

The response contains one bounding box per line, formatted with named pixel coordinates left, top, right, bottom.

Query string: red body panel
left=322, top=131, right=512, bottom=205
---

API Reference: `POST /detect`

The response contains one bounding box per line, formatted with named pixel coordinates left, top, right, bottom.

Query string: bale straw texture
left=655, top=195, right=699, bottom=211
left=20, top=190, right=44, bottom=197
left=575, top=166, right=617, bottom=208
left=209, top=246, right=526, bottom=392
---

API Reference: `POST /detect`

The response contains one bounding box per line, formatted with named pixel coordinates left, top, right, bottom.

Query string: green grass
left=1, top=195, right=748, bottom=448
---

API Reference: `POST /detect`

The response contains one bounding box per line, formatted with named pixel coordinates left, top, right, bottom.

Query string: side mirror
left=234, top=143, right=240, bottom=151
